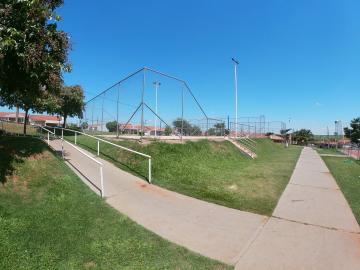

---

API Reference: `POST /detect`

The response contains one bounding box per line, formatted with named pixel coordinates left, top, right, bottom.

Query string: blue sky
left=54, top=0, right=360, bottom=134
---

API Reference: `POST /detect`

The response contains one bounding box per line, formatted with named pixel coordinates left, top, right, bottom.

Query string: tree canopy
left=344, top=117, right=360, bottom=144
left=292, top=129, right=314, bottom=145
left=106, top=121, right=117, bottom=132
left=57, top=85, right=84, bottom=128
left=0, top=0, right=70, bottom=133
left=172, top=118, right=202, bottom=136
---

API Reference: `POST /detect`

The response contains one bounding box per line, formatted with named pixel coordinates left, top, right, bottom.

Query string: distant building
left=118, top=123, right=165, bottom=135
left=0, top=112, right=62, bottom=126
left=87, top=124, right=102, bottom=131
left=269, top=134, right=285, bottom=142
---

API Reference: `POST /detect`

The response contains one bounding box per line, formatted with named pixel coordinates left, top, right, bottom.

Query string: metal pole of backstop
left=141, top=69, right=145, bottom=139
left=116, top=84, right=120, bottom=138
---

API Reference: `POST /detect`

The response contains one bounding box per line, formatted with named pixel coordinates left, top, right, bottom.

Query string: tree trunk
left=15, top=106, right=19, bottom=123
left=23, top=108, right=29, bottom=135
left=62, top=114, right=67, bottom=128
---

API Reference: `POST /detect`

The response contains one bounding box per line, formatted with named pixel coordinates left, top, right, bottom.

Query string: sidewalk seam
left=271, top=215, right=360, bottom=235
left=232, top=217, right=269, bottom=265
left=289, top=182, right=340, bottom=191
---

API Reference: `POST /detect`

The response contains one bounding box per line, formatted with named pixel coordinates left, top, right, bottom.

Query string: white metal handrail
left=37, top=125, right=106, bottom=197
left=45, top=125, right=152, bottom=183
left=61, top=139, right=105, bottom=197
left=0, top=120, right=106, bottom=197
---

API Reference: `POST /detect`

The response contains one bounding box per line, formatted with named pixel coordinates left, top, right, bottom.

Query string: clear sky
left=56, top=0, right=359, bottom=134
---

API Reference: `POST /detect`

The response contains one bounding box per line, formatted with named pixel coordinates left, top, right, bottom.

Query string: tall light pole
left=153, top=81, right=161, bottom=137
left=232, top=58, right=239, bottom=137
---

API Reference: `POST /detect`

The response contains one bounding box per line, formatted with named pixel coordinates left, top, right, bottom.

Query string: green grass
left=316, top=147, right=344, bottom=155
left=0, top=136, right=230, bottom=270
left=0, top=121, right=38, bottom=136
left=67, top=136, right=302, bottom=215
left=320, top=155, right=360, bottom=224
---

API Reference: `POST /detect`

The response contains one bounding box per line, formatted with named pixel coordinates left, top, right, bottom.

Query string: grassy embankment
left=67, top=136, right=302, bottom=216
left=316, top=147, right=344, bottom=155
left=0, top=136, right=230, bottom=270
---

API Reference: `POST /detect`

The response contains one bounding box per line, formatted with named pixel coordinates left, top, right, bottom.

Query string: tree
left=280, top=129, right=292, bottom=147
left=81, top=121, right=88, bottom=130
left=106, top=121, right=118, bottom=132
left=292, top=129, right=314, bottom=145
left=210, top=122, right=225, bottom=136
left=0, top=0, right=70, bottom=134
left=172, top=118, right=203, bottom=136
left=190, top=125, right=202, bottom=136
left=164, top=125, right=172, bottom=136
left=344, top=117, right=360, bottom=144
left=173, top=118, right=192, bottom=134
left=57, top=85, right=84, bottom=128
left=208, top=128, right=216, bottom=136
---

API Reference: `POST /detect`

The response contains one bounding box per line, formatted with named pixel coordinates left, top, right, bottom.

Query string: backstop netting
left=83, top=67, right=224, bottom=139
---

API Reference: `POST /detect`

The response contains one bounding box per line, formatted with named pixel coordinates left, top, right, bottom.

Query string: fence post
left=100, top=166, right=104, bottom=197
left=47, top=132, right=49, bottom=145
left=148, top=158, right=152, bottom=183
left=61, top=138, right=64, bottom=159
left=75, top=132, right=77, bottom=145
left=61, top=129, right=63, bottom=139
left=97, top=140, right=100, bottom=156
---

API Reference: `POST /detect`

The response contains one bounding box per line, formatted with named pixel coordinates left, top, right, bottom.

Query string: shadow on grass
left=74, top=141, right=148, bottom=180
left=0, top=136, right=48, bottom=185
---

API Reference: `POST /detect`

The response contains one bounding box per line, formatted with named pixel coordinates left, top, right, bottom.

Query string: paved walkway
left=48, top=140, right=360, bottom=268
left=235, top=147, right=360, bottom=270
left=48, top=139, right=267, bottom=265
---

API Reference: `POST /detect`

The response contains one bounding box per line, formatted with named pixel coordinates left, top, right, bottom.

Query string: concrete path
left=47, top=139, right=267, bottom=265
left=48, top=140, right=360, bottom=268
left=235, top=147, right=360, bottom=270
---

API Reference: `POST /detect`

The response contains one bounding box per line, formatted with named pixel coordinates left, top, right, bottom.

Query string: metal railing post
left=97, top=140, right=100, bottom=156
left=100, top=166, right=104, bottom=197
left=148, top=158, right=152, bottom=183
left=61, top=138, right=64, bottom=159
left=47, top=132, right=50, bottom=145
left=75, top=132, right=77, bottom=145
left=61, top=129, right=63, bottom=139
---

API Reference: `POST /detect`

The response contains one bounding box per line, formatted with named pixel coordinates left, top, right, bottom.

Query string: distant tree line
left=344, top=117, right=360, bottom=144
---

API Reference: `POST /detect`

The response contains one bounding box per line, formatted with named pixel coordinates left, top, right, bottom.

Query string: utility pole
left=232, top=58, right=239, bottom=138
left=327, top=126, right=330, bottom=149
left=153, top=81, right=161, bottom=138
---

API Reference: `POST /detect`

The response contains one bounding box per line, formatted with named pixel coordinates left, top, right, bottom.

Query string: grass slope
left=316, top=147, right=344, bottom=155
left=320, top=155, right=360, bottom=224
left=68, top=136, right=302, bottom=215
left=0, top=136, right=230, bottom=270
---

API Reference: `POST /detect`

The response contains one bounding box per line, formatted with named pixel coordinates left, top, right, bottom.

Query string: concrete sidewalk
left=236, top=147, right=360, bottom=270
left=48, top=139, right=267, bottom=265
left=48, top=139, right=360, bottom=268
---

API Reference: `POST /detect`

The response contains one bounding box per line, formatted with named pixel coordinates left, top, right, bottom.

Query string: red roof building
left=0, top=112, right=62, bottom=126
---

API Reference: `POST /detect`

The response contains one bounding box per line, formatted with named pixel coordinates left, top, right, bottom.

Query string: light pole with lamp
left=153, top=81, right=161, bottom=138
left=231, top=58, right=239, bottom=138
